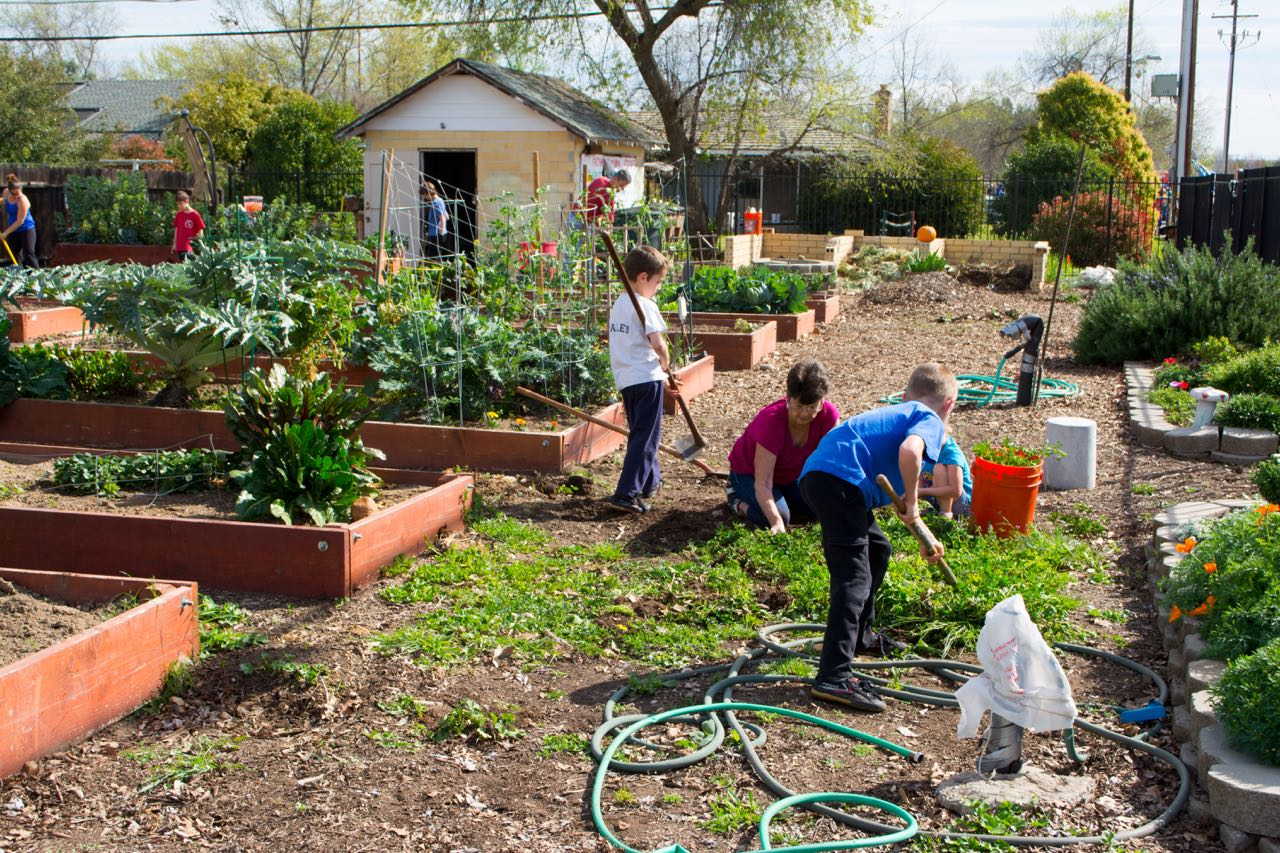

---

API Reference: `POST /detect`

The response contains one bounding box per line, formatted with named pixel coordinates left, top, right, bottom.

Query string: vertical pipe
left=1220, top=0, right=1240, bottom=174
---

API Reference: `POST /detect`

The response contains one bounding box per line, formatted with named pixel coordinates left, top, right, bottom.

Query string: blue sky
left=105, top=0, right=1277, bottom=157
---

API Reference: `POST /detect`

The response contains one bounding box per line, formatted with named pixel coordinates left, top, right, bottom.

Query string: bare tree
left=216, top=0, right=360, bottom=96
left=889, top=28, right=964, bottom=132
left=0, top=4, right=117, bottom=79
left=1019, top=6, right=1155, bottom=88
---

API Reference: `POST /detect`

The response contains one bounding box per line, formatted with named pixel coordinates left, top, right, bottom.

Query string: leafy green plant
left=239, top=654, right=330, bottom=687
left=198, top=595, right=267, bottom=656
left=1212, top=636, right=1280, bottom=766
left=538, top=732, right=590, bottom=758
left=0, top=319, right=69, bottom=405
left=913, top=800, right=1049, bottom=852
left=661, top=265, right=815, bottom=315
left=1191, top=336, right=1241, bottom=366
left=226, top=364, right=372, bottom=454
left=126, top=736, right=243, bottom=794
left=1073, top=242, right=1280, bottom=364
left=61, top=173, right=177, bottom=245
left=1216, top=393, right=1280, bottom=434
left=1029, top=191, right=1155, bottom=268
left=903, top=250, right=948, bottom=273
left=1147, top=386, right=1195, bottom=427
left=972, top=438, right=1063, bottom=468
left=1206, top=343, right=1280, bottom=398
left=51, top=449, right=230, bottom=497
left=429, top=698, right=523, bottom=743
left=1131, top=483, right=1156, bottom=495
left=703, top=784, right=762, bottom=834
left=1253, top=455, right=1280, bottom=504
left=1164, top=505, right=1280, bottom=660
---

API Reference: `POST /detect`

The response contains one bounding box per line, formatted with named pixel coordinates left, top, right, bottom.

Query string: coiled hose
left=590, top=623, right=1188, bottom=853
left=878, top=353, right=1081, bottom=407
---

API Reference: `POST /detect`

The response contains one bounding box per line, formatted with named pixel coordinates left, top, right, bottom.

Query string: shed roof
left=337, top=58, right=661, bottom=147
left=64, top=80, right=188, bottom=137
left=628, top=109, right=877, bottom=158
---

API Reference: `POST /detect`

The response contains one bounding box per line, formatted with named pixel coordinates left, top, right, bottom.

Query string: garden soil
left=0, top=579, right=115, bottom=667
left=0, top=276, right=1256, bottom=852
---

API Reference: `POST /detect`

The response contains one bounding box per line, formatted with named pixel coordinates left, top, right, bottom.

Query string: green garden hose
left=878, top=352, right=1081, bottom=407
left=590, top=624, right=1190, bottom=853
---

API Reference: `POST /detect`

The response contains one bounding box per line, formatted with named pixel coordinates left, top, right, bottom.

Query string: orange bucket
left=970, top=456, right=1042, bottom=537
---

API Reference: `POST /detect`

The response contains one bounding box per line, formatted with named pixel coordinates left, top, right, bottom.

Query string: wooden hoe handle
left=875, top=474, right=959, bottom=587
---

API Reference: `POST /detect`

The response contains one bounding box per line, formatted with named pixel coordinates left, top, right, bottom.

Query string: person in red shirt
left=583, top=169, right=630, bottom=225
left=172, top=191, right=205, bottom=262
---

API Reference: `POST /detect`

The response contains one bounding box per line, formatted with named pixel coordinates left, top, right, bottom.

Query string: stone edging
left=1124, top=362, right=1279, bottom=464
left=1146, top=500, right=1280, bottom=845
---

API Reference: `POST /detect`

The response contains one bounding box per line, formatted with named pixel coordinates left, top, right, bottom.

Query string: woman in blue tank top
left=2, top=174, right=37, bottom=268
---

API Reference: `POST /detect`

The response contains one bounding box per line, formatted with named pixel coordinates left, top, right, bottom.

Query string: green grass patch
left=1147, top=386, right=1195, bottom=427
left=125, top=735, right=244, bottom=794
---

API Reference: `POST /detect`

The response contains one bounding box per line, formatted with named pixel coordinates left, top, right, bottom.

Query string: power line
left=0, top=0, right=200, bottom=5
left=0, top=3, right=719, bottom=42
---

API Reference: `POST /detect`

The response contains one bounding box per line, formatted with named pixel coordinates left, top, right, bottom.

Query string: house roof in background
left=337, top=58, right=662, bottom=147
left=628, top=110, right=878, bottom=158
left=64, top=80, right=188, bottom=137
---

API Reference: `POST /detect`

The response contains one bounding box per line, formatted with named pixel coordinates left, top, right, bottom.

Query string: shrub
left=1027, top=73, right=1159, bottom=185
left=0, top=320, right=68, bottom=405
left=1147, top=386, right=1194, bottom=426
left=1191, top=336, right=1241, bottom=366
left=1205, top=344, right=1280, bottom=398
left=61, top=173, right=177, bottom=245
left=1216, top=394, right=1280, bottom=434
left=992, top=138, right=1113, bottom=237
left=1212, top=636, right=1280, bottom=766
left=1254, top=455, right=1280, bottom=504
left=1073, top=242, right=1280, bottom=364
left=1028, top=190, right=1155, bottom=267
left=1164, top=505, right=1280, bottom=660
left=15, top=343, right=145, bottom=400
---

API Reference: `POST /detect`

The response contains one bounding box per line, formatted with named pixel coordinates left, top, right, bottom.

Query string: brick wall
left=945, top=239, right=1050, bottom=291
left=723, top=232, right=856, bottom=268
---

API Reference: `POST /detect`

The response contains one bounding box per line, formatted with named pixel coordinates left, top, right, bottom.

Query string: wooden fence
left=1176, top=166, right=1280, bottom=263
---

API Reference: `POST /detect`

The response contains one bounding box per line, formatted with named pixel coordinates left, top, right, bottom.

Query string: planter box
left=119, top=350, right=381, bottom=388
left=806, top=292, right=841, bottom=324
left=51, top=243, right=173, bottom=267
left=663, top=354, right=715, bottom=414
left=0, top=357, right=714, bottom=473
left=687, top=309, right=815, bottom=341
left=666, top=318, right=776, bottom=371
left=0, top=568, right=199, bottom=779
left=0, top=468, right=472, bottom=598
left=6, top=300, right=86, bottom=343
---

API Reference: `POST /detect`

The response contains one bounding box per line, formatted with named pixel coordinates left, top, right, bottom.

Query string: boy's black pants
left=800, top=470, right=892, bottom=683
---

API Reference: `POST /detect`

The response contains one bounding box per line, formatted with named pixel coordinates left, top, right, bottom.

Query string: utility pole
left=1124, top=0, right=1136, bottom=101
left=1173, top=0, right=1199, bottom=185
left=1214, top=1, right=1260, bottom=174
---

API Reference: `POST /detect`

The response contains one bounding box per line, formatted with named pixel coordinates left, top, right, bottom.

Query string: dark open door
left=420, top=149, right=478, bottom=258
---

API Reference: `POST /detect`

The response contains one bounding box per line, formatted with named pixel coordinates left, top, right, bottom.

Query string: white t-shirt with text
left=608, top=292, right=668, bottom=390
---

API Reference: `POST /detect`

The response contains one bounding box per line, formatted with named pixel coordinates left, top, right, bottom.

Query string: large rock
left=1155, top=502, right=1231, bottom=528
left=1164, top=426, right=1221, bottom=458
left=1188, top=659, right=1228, bottom=694
left=1190, top=690, right=1219, bottom=742
left=1199, top=724, right=1256, bottom=780
left=1220, top=823, right=1259, bottom=853
left=1212, top=450, right=1270, bottom=466
left=1208, top=761, right=1280, bottom=837
left=1221, top=427, right=1279, bottom=457
left=936, top=765, right=1094, bottom=815
left=1185, top=633, right=1207, bottom=663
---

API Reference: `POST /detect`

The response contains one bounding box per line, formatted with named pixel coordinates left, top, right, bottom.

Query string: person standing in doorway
left=422, top=180, right=450, bottom=258
left=584, top=169, right=630, bottom=226
left=2, top=174, right=38, bottom=268
left=172, top=191, right=205, bottom=262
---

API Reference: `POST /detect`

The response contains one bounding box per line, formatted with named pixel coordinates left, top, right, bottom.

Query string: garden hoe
left=876, top=474, right=959, bottom=587
left=599, top=231, right=708, bottom=462
left=514, top=385, right=727, bottom=479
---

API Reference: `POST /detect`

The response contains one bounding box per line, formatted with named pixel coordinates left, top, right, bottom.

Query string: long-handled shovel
left=515, top=385, right=727, bottom=479
left=876, top=474, right=959, bottom=587
left=598, top=231, right=707, bottom=462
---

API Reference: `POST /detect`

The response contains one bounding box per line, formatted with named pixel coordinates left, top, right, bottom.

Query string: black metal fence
left=679, top=161, right=1170, bottom=264
left=223, top=169, right=364, bottom=211
left=1177, top=167, right=1280, bottom=262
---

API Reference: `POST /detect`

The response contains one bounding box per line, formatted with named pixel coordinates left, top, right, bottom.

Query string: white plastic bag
left=1077, top=266, right=1116, bottom=288
left=955, top=594, right=1077, bottom=738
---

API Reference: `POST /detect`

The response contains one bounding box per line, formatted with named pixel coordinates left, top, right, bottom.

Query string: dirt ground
left=0, top=273, right=1258, bottom=852
left=0, top=579, right=115, bottom=668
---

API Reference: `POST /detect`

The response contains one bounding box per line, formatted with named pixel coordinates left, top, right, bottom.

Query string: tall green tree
left=166, top=73, right=287, bottom=170
left=243, top=93, right=362, bottom=206
left=0, top=47, right=98, bottom=163
left=1027, top=72, right=1157, bottom=184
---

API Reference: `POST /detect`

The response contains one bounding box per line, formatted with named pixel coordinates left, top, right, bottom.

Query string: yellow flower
left=1175, top=537, right=1197, bottom=554
left=485, top=411, right=499, bottom=420
left=1168, top=604, right=1183, bottom=622
left=1203, top=562, right=1217, bottom=574
left=515, top=418, right=526, bottom=426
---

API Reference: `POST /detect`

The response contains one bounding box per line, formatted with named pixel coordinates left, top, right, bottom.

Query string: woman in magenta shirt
left=727, top=360, right=839, bottom=534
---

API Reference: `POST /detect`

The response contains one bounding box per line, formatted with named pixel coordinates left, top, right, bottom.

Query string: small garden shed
left=337, top=58, right=660, bottom=257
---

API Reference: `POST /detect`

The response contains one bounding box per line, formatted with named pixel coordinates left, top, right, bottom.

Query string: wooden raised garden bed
left=806, top=291, right=841, bottom=324
left=51, top=243, right=174, bottom=267
left=6, top=299, right=86, bottom=343
left=0, top=356, right=714, bottom=473
left=667, top=317, right=776, bottom=371
left=0, top=568, right=199, bottom=779
left=0, top=466, right=472, bottom=598
left=687, top=309, right=815, bottom=342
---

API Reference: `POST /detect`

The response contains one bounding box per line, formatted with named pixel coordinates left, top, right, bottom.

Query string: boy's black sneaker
left=607, top=495, right=647, bottom=514
left=641, top=480, right=663, bottom=500
left=810, top=678, right=887, bottom=713
left=857, top=630, right=908, bottom=656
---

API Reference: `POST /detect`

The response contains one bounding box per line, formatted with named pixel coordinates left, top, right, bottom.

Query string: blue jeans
left=615, top=380, right=663, bottom=500
left=727, top=471, right=812, bottom=529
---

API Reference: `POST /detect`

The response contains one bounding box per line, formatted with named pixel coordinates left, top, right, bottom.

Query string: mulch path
left=0, top=274, right=1255, bottom=852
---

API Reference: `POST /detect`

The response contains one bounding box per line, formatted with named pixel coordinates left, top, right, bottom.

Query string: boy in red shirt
left=172, top=191, right=205, bottom=261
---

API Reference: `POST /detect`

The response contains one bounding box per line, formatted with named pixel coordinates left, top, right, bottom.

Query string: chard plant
left=972, top=438, right=1064, bottom=468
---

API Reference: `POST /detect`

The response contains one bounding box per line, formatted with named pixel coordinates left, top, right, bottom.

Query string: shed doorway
left=421, top=149, right=478, bottom=258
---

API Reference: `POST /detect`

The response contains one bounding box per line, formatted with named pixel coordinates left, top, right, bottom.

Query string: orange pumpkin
left=917, top=225, right=937, bottom=243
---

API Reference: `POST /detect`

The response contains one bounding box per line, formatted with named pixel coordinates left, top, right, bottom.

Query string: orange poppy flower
left=1168, top=604, right=1183, bottom=623
left=1175, top=537, right=1197, bottom=554
left=1203, top=562, right=1217, bottom=574
left=1188, top=595, right=1216, bottom=618
left=1255, top=504, right=1280, bottom=525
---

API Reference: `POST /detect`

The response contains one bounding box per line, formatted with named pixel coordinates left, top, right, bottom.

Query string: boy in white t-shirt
left=607, top=245, right=680, bottom=513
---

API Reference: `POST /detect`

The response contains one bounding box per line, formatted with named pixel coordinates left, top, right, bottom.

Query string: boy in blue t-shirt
left=919, top=430, right=972, bottom=518
left=798, top=363, right=957, bottom=713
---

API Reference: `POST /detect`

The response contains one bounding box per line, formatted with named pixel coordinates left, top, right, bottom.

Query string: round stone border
left=1124, top=362, right=1279, bottom=463
left=1147, top=500, right=1280, bottom=845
